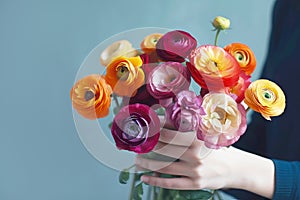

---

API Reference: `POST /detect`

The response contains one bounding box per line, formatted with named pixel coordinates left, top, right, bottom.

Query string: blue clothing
left=228, top=0, right=300, bottom=199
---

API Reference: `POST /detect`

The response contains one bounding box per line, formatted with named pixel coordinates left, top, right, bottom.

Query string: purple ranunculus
left=147, top=62, right=191, bottom=103
left=111, top=103, right=160, bottom=154
left=165, top=90, right=204, bottom=132
left=156, top=30, right=197, bottom=62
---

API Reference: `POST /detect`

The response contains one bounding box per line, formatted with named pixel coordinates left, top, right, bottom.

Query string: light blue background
left=0, top=0, right=275, bottom=199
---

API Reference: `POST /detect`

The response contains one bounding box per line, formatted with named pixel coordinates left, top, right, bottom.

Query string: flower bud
left=212, top=16, right=230, bottom=30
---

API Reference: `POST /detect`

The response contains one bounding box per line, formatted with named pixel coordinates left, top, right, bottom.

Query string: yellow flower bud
left=212, top=16, right=230, bottom=30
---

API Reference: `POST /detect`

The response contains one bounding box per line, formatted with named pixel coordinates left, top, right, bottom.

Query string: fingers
left=135, top=156, right=187, bottom=176
left=152, top=141, right=190, bottom=160
left=159, top=128, right=196, bottom=146
left=140, top=175, right=199, bottom=190
left=152, top=141, right=212, bottom=162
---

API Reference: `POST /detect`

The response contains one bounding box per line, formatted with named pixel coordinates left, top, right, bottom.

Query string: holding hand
left=135, top=127, right=275, bottom=199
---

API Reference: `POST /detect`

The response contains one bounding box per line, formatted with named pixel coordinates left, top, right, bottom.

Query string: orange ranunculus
left=140, top=33, right=163, bottom=54
left=244, top=79, right=286, bottom=120
left=70, top=74, right=112, bottom=119
left=224, top=43, right=256, bottom=75
left=105, top=56, right=145, bottom=97
left=100, top=40, right=138, bottom=66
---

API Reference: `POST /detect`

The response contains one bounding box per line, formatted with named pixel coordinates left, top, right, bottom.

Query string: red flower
left=188, top=45, right=240, bottom=91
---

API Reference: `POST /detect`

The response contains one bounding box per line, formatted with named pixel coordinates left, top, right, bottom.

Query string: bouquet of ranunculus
left=70, top=16, right=286, bottom=200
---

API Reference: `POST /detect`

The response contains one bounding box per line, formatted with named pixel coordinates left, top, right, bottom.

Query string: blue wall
left=0, top=0, right=274, bottom=199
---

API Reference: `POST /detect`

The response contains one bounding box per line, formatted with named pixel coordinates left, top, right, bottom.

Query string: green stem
left=146, top=185, right=153, bottom=200
left=214, top=190, right=222, bottom=200
left=157, top=187, right=164, bottom=200
left=153, top=186, right=158, bottom=200
left=214, top=29, right=221, bottom=46
left=112, top=93, right=121, bottom=109
left=128, top=173, right=139, bottom=200
left=126, top=164, right=136, bottom=171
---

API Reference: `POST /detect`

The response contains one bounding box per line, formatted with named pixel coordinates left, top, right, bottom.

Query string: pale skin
left=135, top=127, right=275, bottom=199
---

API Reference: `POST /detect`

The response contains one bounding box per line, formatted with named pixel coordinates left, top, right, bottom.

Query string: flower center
left=84, top=90, right=95, bottom=101
left=235, top=52, right=244, bottom=61
left=151, top=38, right=158, bottom=44
left=124, top=121, right=142, bottom=138
left=117, top=65, right=129, bottom=80
left=262, top=89, right=275, bottom=101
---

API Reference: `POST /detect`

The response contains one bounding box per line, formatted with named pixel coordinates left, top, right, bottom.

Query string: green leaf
left=113, top=106, right=120, bottom=115
left=178, top=190, right=213, bottom=200
left=108, top=122, right=113, bottom=129
left=155, top=107, right=165, bottom=115
left=118, top=170, right=129, bottom=184
left=133, top=182, right=143, bottom=200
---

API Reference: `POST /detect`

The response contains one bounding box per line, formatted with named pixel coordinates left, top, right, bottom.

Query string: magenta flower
left=140, top=53, right=158, bottom=81
left=156, top=30, right=197, bottom=62
left=197, top=93, right=247, bottom=149
left=147, top=62, right=191, bottom=102
left=165, top=90, right=204, bottom=132
left=111, top=104, right=160, bottom=154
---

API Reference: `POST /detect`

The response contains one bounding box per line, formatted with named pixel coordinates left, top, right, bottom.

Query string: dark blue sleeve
left=272, top=160, right=300, bottom=200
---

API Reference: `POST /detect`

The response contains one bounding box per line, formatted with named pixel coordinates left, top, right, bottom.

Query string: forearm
left=227, top=147, right=275, bottom=199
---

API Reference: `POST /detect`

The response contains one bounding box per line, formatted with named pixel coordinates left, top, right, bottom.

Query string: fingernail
left=141, top=175, right=149, bottom=182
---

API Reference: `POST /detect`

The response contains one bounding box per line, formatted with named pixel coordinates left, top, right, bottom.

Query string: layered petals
left=165, top=90, right=204, bottom=132
left=244, top=79, right=286, bottom=120
left=147, top=62, right=191, bottom=100
left=70, top=74, right=112, bottom=119
left=140, top=33, right=163, bottom=54
left=111, top=103, right=160, bottom=153
left=156, top=30, right=197, bottom=62
left=188, top=45, right=240, bottom=91
left=229, top=71, right=251, bottom=103
left=224, top=42, right=256, bottom=75
left=100, top=40, right=138, bottom=66
left=105, top=56, right=145, bottom=97
left=197, top=93, right=247, bottom=149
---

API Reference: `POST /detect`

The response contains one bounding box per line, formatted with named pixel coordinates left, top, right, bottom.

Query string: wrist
left=226, top=147, right=275, bottom=198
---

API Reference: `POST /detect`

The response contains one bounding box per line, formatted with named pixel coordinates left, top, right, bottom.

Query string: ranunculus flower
left=122, top=85, right=159, bottom=108
left=140, top=33, right=163, bottom=54
left=187, top=45, right=240, bottom=91
left=70, top=74, right=112, bottom=119
left=212, top=16, right=230, bottom=30
left=197, top=93, right=247, bottom=149
left=139, top=53, right=158, bottom=81
left=244, top=79, right=286, bottom=120
left=165, top=91, right=204, bottom=132
left=105, top=56, right=145, bottom=97
left=147, top=62, right=191, bottom=101
left=224, top=42, right=256, bottom=75
left=111, top=103, right=160, bottom=153
left=100, top=40, right=138, bottom=66
left=229, top=71, right=251, bottom=103
left=156, top=30, right=197, bottom=62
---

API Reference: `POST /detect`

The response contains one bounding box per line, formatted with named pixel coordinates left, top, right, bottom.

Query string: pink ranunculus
left=197, top=93, right=247, bottom=149
left=111, top=103, right=160, bottom=154
left=147, top=62, right=191, bottom=103
left=140, top=53, right=158, bottom=81
left=156, top=30, right=197, bottom=62
left=165, top=90, right=204, bottom=132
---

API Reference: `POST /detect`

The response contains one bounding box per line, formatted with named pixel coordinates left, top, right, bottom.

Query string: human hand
left=135, top=127, right=275, bottom=198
